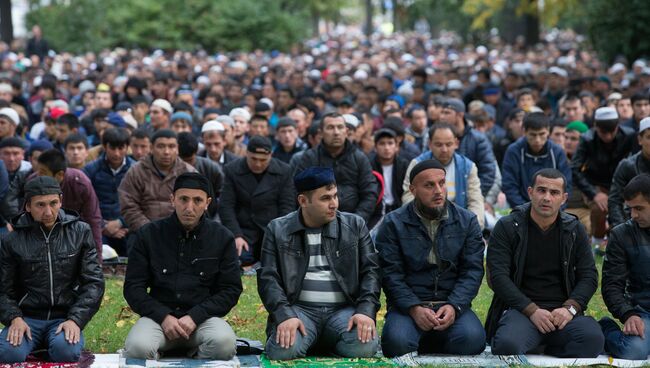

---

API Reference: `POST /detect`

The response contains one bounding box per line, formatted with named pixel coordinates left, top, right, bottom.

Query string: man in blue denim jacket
left=375, top=159, right=486, bottom=357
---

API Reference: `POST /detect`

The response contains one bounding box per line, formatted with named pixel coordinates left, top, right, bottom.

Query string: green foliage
left=25, top=0, right=309, bottom=53
left=585, top=0, right=650, bottom=64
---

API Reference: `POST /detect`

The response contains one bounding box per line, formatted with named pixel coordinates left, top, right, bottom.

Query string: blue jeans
left=600, top=311, right=650, bottom=360
left=265, top=305, right=379, bottom=360
left=0, top=318, right=84, bottom=363
left=491, top=309, right=603, bottom=358
left=381, top=308, right=486, bottom=357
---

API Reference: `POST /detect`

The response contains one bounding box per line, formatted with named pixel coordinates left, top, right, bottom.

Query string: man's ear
left=54, top=171, right=65, bottom=183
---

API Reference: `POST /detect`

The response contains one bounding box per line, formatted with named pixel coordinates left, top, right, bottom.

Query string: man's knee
left=264, top=335, right=307, bottom=361
left=0, top=344, right=30, bottom=363
left=610, top=336, right=649, bottom=360
left=491, top=330, right=526, bottom=355
left=448, top=321, right=486, bottom=355
left=336, top=331, right=379, bottom=358
left=196, top=319, right=237, bottom=360
left=381, top=326, right=419, bottom=357
left=48, top=336, right=82, bottom=363
left=571, top=317, right=605, bottom=357
left=124, top=334, right=159, bottom=359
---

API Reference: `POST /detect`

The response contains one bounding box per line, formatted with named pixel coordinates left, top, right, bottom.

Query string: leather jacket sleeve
left=353, top=220, right=381, bottom=319
left=602, top=227, right=635, bottom=322
left=570, top=138, right=598, bottom=200
left=257, top=223, right=299, bottom=324
left=218, top=165, right=243, bottom=238
left=66, top=225, right=105, bottom=329
left=353, top=152, right=379, bottom=221
left=277, top=170, right=297, bottom=216
left=187, top=235, right=243, bottom=325
left=446, top=214, right=485, bottom=314
left=608, top=160, right=632, bottom=228
left=566, top=222, right=598, bottom=311
left=124, top=230, right=174, bottom=324
left=0, top=240, right=23, bottom=325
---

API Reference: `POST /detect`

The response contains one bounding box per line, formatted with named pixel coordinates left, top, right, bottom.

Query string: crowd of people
left=1, top=27, right=650, bottom=362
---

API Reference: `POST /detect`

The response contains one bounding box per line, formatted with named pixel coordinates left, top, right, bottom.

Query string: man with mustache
left=375, top=159, right=486, bottom=357
left=485, top=168, right=603, bottom=357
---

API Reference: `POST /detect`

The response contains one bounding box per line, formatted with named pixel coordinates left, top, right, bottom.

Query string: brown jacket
left=118, top=155, right=196, bottom=232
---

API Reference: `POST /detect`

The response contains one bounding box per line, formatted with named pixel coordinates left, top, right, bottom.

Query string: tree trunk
left=364, top=0, right=372, bottom=38
left=0, top=0, right=12, bottom=44
left=524, top=13, right=540, bottom=46
left=312, top=10, right=320, bottom=38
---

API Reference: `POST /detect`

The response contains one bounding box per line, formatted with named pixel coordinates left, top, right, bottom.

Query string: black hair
left=524, top=112, right=550, bottom=131
left=530, top=168, right=567, bottom=192
left=131, top=128, right=151, bottom=141
left=407, top=104, right=426, bottom=118
left=623, top=174, right=650, bottom=201
left=64, top=133, right=89, bottom=149
left=177, top=132, right=199, bottom=158
left=151, top=129, right=177, bottom=144
left=57, top=113, right=80, bottom=129
left=91, top=108, right=110, bottom=121
left=250, top=114, right=269, bottom=124
left=319, top=112, right=344, bottom=130
left=631, top=91, right=650, bottom=105
left=550, top=118, right=568, bottom=133
left=37, top=148, right=67, bottom=174
left=102, top=127, right=130, bottom=148
left=428, top=122, right=458, bottom=140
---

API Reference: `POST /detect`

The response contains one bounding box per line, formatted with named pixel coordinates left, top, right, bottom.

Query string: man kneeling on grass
left=123, top=173, right=242, bottom=360
left=0, top=177, right=105, bottom=363
left=257, top=167, right=381, bottom=360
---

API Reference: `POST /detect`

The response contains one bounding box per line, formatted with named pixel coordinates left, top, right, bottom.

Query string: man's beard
left=415, top=199, right=446, bottom=220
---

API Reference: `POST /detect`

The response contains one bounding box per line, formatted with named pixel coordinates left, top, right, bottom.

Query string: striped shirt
left=297, top=230, right=347, bottom=306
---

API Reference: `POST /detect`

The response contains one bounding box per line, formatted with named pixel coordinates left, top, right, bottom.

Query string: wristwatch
left=566, top=305, right=577, bottom=316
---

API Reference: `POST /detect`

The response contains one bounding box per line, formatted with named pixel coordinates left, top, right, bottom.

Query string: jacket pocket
left=18, top=292, right=29, bottom=307
left=279, top=244, right=303, bottom=257
left=192, top=257, right=220, bottom=284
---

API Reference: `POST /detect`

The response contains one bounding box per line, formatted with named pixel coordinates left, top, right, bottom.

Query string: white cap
left=259, top=97, right=274, bottom=110
left=343, top=114, right=360, bottom=129
left=308, top=69, right=321, bottom=80
left=0, top=107, right=19, bottom=126
left=641, top=117, right=650, bottom=134
left=201, top=120, right=225, bottom=134
left=229, top=107, right=251, bottom=122
left=151, top=99, right=172, bottom=114
left=121, top=113, right=138, bottom=130
left=548, top=66, right=568, bottom=78
left=0, top=83, right=12, bottom=94
left=446, top=79, right=463, bottom=90
left=634, top=59, right=646, bottom=69
left=594, top=106, right=619, bottom=121
left=607, top=92, right=623, bottom=101
left=353, top=69, right=368, bottom=80
left=216, top=115, right=234, bottom=127
left=196, top=75, right=210, bottom=85
left=610, top=62, right=626, bottom=75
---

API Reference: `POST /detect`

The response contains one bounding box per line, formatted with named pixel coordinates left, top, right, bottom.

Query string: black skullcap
left=173, top=172, right=212, bottom=197
left=277, top=117, right=297, bottom=129
left=25, top=176, right=62, bottom=201
left=409, top=159, right=446, bottom=183
left=255, top=102, right=271, bottom=113
left=0, top=137, right=27, bottom=150
left=294, top=166, right=336, bottom=193
left=247, top=136, right=272, bottom=154
left=383, top=117, right=406, bottom=136
left=374, top=128, right=397, bottom=142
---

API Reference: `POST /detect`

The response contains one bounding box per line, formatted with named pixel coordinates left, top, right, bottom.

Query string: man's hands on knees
left=624, top=315, right=645, bottom=338
left=56, top=320, right=81, bottom=344
left=178, top=316, right=197, bottom=337
left=275, top=317, right=306, bottom=349
left=162, top=315, right=190, bottom=340
left=409, top=306, right=440, bottom=331
left=530, top=309, right=557, bottom=333
left=7, top=317, right=31, bottom=346
left=550, top=308, right=573, bottom=330
left=347, top=313, right=376, bottom=343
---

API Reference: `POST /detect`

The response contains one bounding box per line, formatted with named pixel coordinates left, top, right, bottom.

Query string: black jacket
left=0, top=209, right=104, bottom=329
left=608, top=152, right=650, bottom=227
left=602, top=220, right=650, bottom=323
left=257, top=210, right=381, bottom=335
left=485, top=204, right=597, bottom=339
left=293, top=141, right=378, bottom=221
left=571, top=126, right=635, bottom=198
left=124, top=214, right=242, bottom=326
left=219, top=157, right=295, bottom=246
left=192, top=156, right=224, bottom=217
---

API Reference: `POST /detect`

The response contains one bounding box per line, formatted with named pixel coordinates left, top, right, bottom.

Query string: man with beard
left=375, top=159, right=486, bottom=357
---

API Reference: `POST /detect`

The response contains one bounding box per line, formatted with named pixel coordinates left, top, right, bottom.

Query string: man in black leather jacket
left=123, top=173, right=242, bottom=360
left=0, top=176, right=104, bottom=363
left=257, top=166, right=381, bottom=360
left=600, top=174, right=650, bottom=359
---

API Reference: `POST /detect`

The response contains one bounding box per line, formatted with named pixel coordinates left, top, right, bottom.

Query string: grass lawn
left=83, top=256, right=611, bottom=354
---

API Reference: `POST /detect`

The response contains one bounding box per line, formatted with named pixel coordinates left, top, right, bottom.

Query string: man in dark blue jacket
left=83, top=128, right=135, bottom=256
left=376, top=159, right=486, bottom=357
left=502, top=112, right=571, bottom=208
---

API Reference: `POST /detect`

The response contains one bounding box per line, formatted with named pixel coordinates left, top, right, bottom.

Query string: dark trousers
left=491, top=309, right=604, bottom=357
left=381, top=309, right=486, bottom=357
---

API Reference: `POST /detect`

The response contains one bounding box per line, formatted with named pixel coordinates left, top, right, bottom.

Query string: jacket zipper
left=564, top=231, right=575, bottom=295
left=18, top=292, right=29, bottom=306
left=40, top=223, right=59, bottom=320
left=191, top=257, right=219, bottom=264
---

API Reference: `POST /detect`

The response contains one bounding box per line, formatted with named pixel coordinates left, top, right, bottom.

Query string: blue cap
left=294, top=167, right=336, bottom=193
left=171, top=111, right=193, bottom=123
left=387, top=94, right=405, bottom=109
left=28, top=139, right=53, bottom=157
left=107, top=112, right=126, bottom=128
